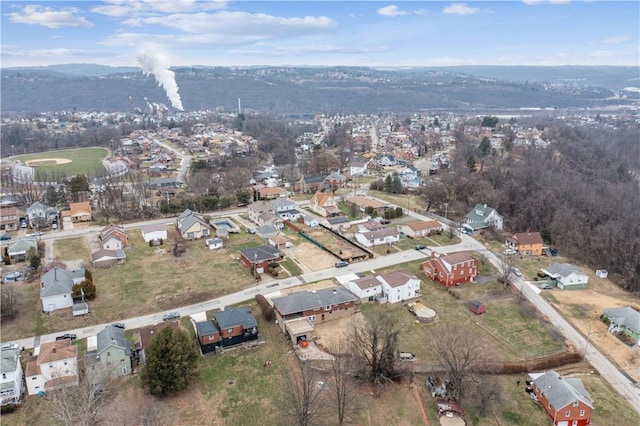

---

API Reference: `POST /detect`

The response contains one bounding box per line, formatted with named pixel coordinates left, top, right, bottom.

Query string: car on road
left=513, top=268, right=522, bottom=277
left=111, top=323, right=125, bottom=329
left=0, top=234, right=11, bottom=241
left=539, top=284, right=553, bottom=290
left=247, top=227, right=256, bottom=234
left=162, top=312, right=180, bottom=321
left=55, top=334, right=77, bottom=341
left=503, top=248, right=517, bottom=256
left=3, top=272, right=24, bottom=283
left=334, top=261, right=349, bottom=268
left=33, top=231, right=44, bottom=236
left=415, top=244, right=426, bottom=250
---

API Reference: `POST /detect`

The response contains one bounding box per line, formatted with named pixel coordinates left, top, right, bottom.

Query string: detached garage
left=468, top=300, right=486, bottom=315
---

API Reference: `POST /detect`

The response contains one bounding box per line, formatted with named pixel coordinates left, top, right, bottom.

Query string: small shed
left=468, top=300, right=486, bottom=315
left=596, top=269, right=608, bottom=279
left=72, top=302, right=89, bottom=317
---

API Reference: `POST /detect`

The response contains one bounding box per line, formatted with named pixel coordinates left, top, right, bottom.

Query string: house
left=257, top=212, right=285, bottom=230
left=248, top=201, right=273, bottom=225
left=344, top=195, right=388, bottom=215
left=377, top=270, right=421, bottom=303
left=205, top=238, right=223, bottom=250
left=91, top=249, right=126, bottom=268
left=603, top=307, right=640, bottom=346
left=72, top=302, right=89, bottom=317
left=309, top=192, right=341, bottom=217
left=141, top=223, right=168, bottom=244
left=25, top=340, right=78, bottom=395
left=239, top=245, right=282, bottom=274
left=325, top=172, right=347, bottom=190
left=27, top=202, right=58, bottom=228
left=595, top=269, right=608, bottom=279
left=326, top=216, right=350, bottom=231
left=530, top=370, right=593, bottom=426
left=349, top=156, right=371, bottom=176
left=355, top=228, right=400, bottom=247
left=421, top=253, right=478, bottom=287
left=464, top=204, right=503, bottom=231
left=347, top=276, right=382, bottom=303
left=468, top=300, right=486, bottom=314
left=271, top=287, right=357, bottom=343
left=84, top=325, right=132, bottom=380
left=505, top=232, right=544, bottom=255
left=0, top=206, right=19, bottom=231
left=67, top=201, right=92, bottom=222
left=301, top=214, right=319, bottom=228
left=255, top=225, right=279, bottom=240
left=398, top=220, right=442, bottom=238
left=7, top=236, right=38, bottom=262
left=1, top=345, right=24, bottom=406
left=358, top=221, right=386, bottom=233
left=541, top=263, right=589, bottom=290
left=270, top=198, right=301, bottom=221
left=195, top=320, right=221, bottom=355
left=40, top=268, right=86, bottom=313
left=99, top=224, right=128, bottom=249
left=214, top=307, right=259, bottom=348
left=135, top=322, right=178, bottom=365
left=257, top=186, right=288, bottom=199
left=295, top=176, right=326, bottom=194
left=176, top=209, right=211, bottom=240
left=268, top=235, right=291, bottom=249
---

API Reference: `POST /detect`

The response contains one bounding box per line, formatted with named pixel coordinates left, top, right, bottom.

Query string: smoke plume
left=137, top=51, right=184, bottom=111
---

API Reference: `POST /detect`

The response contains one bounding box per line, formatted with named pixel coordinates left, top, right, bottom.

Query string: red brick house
left=530, top=370, right=593, bottom=426
left=195, top=306, right=258, bottom=354
left=239, top=245, right=282, bottom=274
left=421, top=253, right=478, bottom=287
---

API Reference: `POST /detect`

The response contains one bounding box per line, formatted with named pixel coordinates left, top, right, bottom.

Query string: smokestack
left=138, top=51, right=184, bottom=111
left=238, top=98, right=242, bottom=115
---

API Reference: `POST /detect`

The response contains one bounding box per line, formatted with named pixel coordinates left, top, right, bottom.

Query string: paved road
left=151, top=139, right=191, bottom=185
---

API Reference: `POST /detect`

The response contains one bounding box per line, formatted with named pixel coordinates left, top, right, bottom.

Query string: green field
left=12, top=147, right=109, bottom=179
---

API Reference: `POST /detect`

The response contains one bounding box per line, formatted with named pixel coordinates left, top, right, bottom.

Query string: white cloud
left=522, top=0, right=570, bottom=5
left=442, top=3, right=481, bottom=16
left=92, top=0, right=227, bottom=17
left=9, top=5, right=93, bottom=28
left=601, top=35, right=632, bottom=45
left=378, top=5, right=409, bottom=17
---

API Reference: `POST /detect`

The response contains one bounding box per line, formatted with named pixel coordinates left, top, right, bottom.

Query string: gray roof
left=270, top=198, right=296, bottom=209
left=327, top=216, right=350, bottom=225
left=465, top=204, right=500, bottom=229
left=239, top=245, right=281, bottom=263
left=256, top=225, right=278, bottom=236
left=97, top=325, right=131, bottom=356
left=272, top=287, right=357, bottom=316
left=177, top=211, right=210, bottom=233
left=1, top=348, right=21, bottom=374
left=40, top=268, right=85, bottom=298
left=604, top=307, right=640, bottom=334
left=214, top=306, right=257, bottom=330
left=8, top=236, right=38, bottom=255
left=196, top=320, right=219, bottom=336
left=533, top=370, right=592, bottom=410
left=91, top=249, right=126, bottom=262
left=542, top=263, right=583, bottom=278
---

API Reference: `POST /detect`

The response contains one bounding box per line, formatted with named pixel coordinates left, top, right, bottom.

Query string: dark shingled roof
left=272, top=287, right=357, bottom=316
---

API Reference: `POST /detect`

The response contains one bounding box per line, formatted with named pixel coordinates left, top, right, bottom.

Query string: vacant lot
left=11, top=147, right=109, bottom=179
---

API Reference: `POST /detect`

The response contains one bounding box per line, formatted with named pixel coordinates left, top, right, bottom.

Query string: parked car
left=55, top=334, right=77, bottom=341
left=513, top=268, right=522, bottom=277
left=415, top=244, right=426, bottom=250
left=247, top=227, right=256, bottom=234
left=33, top=231, right=44, bottom=236
left=3, top=272, right=24, bottom=283
left=540, top=284, right=553, bottom=290
left=111, top=323, right=125, bottom=329
left=399, top=352, right=415, bottom=360
left=0, top=234, right=11, bottom=241
left=334, top=261, right=349, bottom=268
left=162, top=312, right=180, bottom=321
left=379, top=218, right=391, bottom=225
left=503, top=248, right=517, bottom=256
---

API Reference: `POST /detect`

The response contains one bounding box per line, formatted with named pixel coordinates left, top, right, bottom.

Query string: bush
left=395, top=207, right=403, bottom=217
left=1, top=404, right=17, bottom=414
left=85, top=269, right=93, bottom=282
left=2, top=256, right=10, bottom=265
left=255, top=294, right=275, bottom=321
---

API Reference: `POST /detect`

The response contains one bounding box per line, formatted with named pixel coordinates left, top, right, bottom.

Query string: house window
left=32, top=377, right=37, bottom=380
left=324, top=305, right=331, bottom=311
left=565, top=410, right=571, bottom=417
left=572, top=401, right=578, bottom=408
left=208, top=335, right=214, bottom=341
left=107, top=352, right=110, bottom=357
left=64, top=361, right=67, bottom=365
left=2, top=374, right=5, bottom=379
left=579, top=410, right=585, bottom=416
left=308, top=315, right=316, bottom=321
left=572, top=421, right=578, bottom=426
left=49, top=364, right=53, bottom=369
left=227, top=328, right=233, bottom=334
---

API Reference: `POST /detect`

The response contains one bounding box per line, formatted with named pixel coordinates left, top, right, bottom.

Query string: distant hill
left=1, top=65, right=637, bottom=114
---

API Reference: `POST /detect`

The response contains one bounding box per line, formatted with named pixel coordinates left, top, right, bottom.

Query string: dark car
left=415, top=244, right=426, bottom=250
left=111, top=323, right=125, bottom=329
left=0, top=235, right=11, bottom=241
left=55, top=334, right=77, bottom=341
left=163, top=312, right=180, bottom=321
left=334, top=261, right=349, bottom=268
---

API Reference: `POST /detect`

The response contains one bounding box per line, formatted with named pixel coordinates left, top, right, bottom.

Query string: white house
left=355, top=228, right=400, bottom=247
left=301, top=214, right=319, bottom=228
left=205, top=238, right=223, bottom=250
left=26, top=340, right=78, bottom=395
left=1, top=345, right=24, bottom=406
left=541, top=263, right=589, bottom=290
left=377, top=270, right=420, bottom=303
left=140, top=223, right=168, bottom=243
left=347, top=276, right=382, bottom=303
left=248, top=201, right=273, bottom=225
left=40, top=268, right=86, bottom=313
left=464, top=204, right=503, bottom=231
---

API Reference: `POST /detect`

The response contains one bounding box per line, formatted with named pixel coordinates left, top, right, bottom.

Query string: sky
left=1, top=0, right=639, bottom=68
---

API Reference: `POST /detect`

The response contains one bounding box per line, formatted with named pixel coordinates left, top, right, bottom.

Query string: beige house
left=176, top=209, right=211, bottom=240
left=398, top=220, right=442, bottom=238
left=309, top=191, right=340, bottom=217
left=68, top=202, right=92, bottom=222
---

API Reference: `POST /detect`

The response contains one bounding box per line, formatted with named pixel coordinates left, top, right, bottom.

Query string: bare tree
left=471, top=375, right=502, bottom=416
left=349, top=313, right=399, bottom=385
left=1, top=285, right=18, bottom=320
left=498, top=254, right=516, bottom=288
left=431, top=323, right=487, bottom=402
left=326, top=340, right=359, bottom=426
left=280, top=358, right=325, bottom=426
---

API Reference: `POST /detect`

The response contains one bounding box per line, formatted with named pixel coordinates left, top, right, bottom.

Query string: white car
left=503, top=249, right=517, bottom=256
left=513, top=268, right=522, bottom=277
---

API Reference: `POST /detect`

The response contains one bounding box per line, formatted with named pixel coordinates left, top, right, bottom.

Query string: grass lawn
left=12, top=147, right=109, bottom=180
left=53, top=237, right=91, bottom=262
left=279, top=258, right=302, bottom=276
left=369, top=190, right=428, bottom=214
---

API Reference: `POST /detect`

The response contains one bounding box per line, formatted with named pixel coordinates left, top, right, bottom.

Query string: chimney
left=53, top=347, right=56, bottom=353
left=483, top=204, right=487, bottom=208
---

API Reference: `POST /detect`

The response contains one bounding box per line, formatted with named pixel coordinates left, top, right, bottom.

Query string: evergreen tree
left=467, top=156, right=477, bottom=172
left=479, top=137, right=491, bottom=157
left=140, top=327, right=199, bottom=397
left=391, top=175, right=402, bottom=193
left=384, top=175, right=393, bottom=193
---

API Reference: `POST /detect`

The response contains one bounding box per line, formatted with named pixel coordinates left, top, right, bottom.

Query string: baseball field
left=11, top=147, right=109, bottom=179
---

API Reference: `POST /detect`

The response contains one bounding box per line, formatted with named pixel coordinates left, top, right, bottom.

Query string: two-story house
left=464, top=204, right=503, bottom=231
left=26, top=202, right=58, bottom=229
left=346, top=270, right=420, bottom=304
left=195, top=307, right=259, bottom=354
left=270, top=198, right=301, bottom=221
left=26, top=340, right=78, bottom=395
left=506, top=231, right=544, bottom=256
left=40, top=268, right=86, bottom=313
left=248, top=201, right=273, bottom=225
left=0, top=207, right=19, bottom=231
left=85, top=325, right=132, bottom=381
left=99, top=224, right=129, bottom=250
left=176, top=209, right=211, bottom=240
left=421, top=253, right=478, bottom=287
left=530, top=370, right=593, bottom=426
left=309, top=192, right=340, bottom=217
left=1, top=345, right=24, bottom=406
